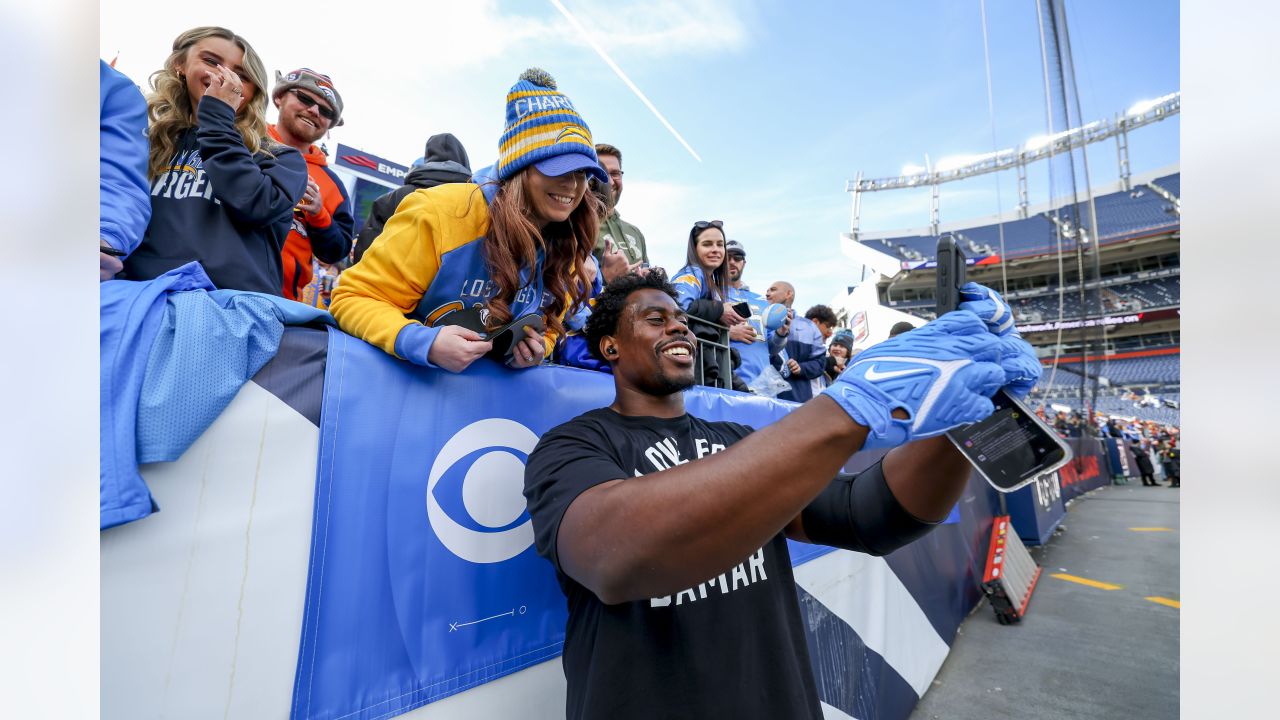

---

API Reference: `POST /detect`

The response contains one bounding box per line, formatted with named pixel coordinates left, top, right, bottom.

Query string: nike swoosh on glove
left=822, top=311, right=1005, bottom=449
left=997, top=334, right=1041, bottom=399
left=959, top=282, right=1016, bottom=337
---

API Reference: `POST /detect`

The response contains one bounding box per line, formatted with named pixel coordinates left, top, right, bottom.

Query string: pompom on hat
left=497, top=68, right=608, bottom=184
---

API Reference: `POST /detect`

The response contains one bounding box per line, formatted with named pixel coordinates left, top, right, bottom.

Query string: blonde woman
left=125, top=26, right=307, bottom=295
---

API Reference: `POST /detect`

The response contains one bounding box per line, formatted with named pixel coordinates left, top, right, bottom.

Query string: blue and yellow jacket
left=670, top=264, right=728, bottom=326
left=330, top=183, right=563, bottom=367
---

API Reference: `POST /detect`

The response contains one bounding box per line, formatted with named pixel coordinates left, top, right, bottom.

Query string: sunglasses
left=692, top=220, right=724, bottom=231
left=291, top=89, right=337, bottom=122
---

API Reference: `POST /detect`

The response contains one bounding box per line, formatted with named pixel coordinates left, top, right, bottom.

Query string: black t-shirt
left=524, top=407, right=823, bottom=720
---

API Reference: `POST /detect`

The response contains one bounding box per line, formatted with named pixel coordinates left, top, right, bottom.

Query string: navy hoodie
left=126, top=96, right=307, bottom=295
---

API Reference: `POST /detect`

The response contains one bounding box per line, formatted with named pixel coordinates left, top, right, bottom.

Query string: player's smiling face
left=610, top=288, right=697, bottom=396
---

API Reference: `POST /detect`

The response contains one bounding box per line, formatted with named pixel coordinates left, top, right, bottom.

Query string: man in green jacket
left=594, top=143, right=649, bottom=283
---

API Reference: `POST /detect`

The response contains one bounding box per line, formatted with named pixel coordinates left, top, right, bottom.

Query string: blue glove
left=822, top=311, right=1005, bottom=449
left=996, top=335, right=1041, bottom=399
left=960, top=282, right=1043, bottom=397
left=959, top=282, right=1016, bottom=336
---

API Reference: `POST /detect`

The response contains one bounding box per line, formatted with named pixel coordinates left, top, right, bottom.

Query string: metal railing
left=685, top=316, right=732, bottom=390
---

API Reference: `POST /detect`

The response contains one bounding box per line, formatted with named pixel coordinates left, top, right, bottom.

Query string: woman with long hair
left=670, top=221, right=747, bottom=386
left=124, top=26, right=307, bottom=295
left=671, top=220, right=748, bottom=326
left=330, top=68, right=605, bottom=372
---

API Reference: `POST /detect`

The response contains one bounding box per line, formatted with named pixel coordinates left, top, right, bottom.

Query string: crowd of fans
left=101, top=24, right=1184, bottom=451
left=1030, top=405, right=1181, bottom=486
left=99, top=24, right=878, bottom=399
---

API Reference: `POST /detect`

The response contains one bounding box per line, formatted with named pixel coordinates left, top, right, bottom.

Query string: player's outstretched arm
left=545, top=312, right=1004, bottom=604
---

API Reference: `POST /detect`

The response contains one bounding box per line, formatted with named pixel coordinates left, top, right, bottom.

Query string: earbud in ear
left=606, top=347, right=617, bottom=355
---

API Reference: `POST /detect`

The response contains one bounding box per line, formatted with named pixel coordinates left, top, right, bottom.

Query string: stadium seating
left=1089, top=187, right=1177, bottom=239
left=1026, top=383, right=1179, bottom=425
left=1151, top=173, right=1179, bottom=198
left=1118, top=277, right=1179, bottom=308
left=1050, top=353, right=1179, bottom=387
left=1034, top=365, right=1096, bottom=391
left=865, top=173, right=1179, bottom=263
left=1092, top=354, right=1180, bottom=386
left=1011, top=277, right=1179, bottom=321
left=1091, top=394, right=1180, bottom=425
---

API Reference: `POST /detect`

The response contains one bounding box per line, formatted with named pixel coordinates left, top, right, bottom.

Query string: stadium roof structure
left=845, top=92, right=1179, bottom=237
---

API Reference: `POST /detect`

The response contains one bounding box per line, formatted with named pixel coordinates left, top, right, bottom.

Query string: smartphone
left=935, top=234, right=1073, bottom=493
left=732, top=301, right=751, bottom=319
left=935, top=233, right=964, bottom=315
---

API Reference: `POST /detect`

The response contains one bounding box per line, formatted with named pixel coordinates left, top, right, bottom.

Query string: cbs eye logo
left=426, top=419, right=540, bottom=564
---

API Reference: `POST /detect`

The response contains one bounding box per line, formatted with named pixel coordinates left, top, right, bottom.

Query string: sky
left=101, top=0, right=1179, bottom=313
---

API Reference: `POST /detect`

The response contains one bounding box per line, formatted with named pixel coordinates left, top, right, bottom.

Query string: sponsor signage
left=851, top=311, right=869, bottom=344
left=901, top=254, right=1001, bottom=271
left=334, top=143, right=410, bottom=184
left=1017, top=307, right=1179, bottom=334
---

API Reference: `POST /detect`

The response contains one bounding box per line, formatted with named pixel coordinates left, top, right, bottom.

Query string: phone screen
left=946, top=390, right=1071, bottom=491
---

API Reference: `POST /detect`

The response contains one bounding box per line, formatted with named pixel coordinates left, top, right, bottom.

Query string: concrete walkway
left=910, top=483, right=1180, bottom=720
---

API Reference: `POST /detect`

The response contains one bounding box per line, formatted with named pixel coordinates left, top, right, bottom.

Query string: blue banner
left=1006, top=473, right=1066, bottom=545
left=334, top=143, right=410, bottom=185
left=1103, top=436, right=1134, bottom=479
left=292, top=331, right=802, bottom=720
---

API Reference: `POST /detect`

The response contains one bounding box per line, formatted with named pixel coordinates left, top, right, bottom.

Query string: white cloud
left=100, top=1, right=566, bottom=162
left=563, top=0, right=754, bottom=56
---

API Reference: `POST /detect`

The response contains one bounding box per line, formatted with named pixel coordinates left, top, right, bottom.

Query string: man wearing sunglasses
left=268, top=68, right=355, bottom=302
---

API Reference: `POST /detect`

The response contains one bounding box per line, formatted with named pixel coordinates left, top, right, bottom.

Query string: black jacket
left=352, top=133, right=471, bottom=262
left=1130, top=445, right=1155, bottom=475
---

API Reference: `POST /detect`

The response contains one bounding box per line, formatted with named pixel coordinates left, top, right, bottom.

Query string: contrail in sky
left=549, top=0, right=703, bottom=162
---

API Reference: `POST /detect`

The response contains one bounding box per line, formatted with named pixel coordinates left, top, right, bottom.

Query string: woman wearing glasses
left=125, top=26, right=307, bottom=295
left=670, top=220, right=747, bottom=387
left=330, top=68, right=605, bottom=373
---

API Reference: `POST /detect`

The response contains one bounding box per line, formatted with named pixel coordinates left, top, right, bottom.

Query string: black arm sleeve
left=799, top=461, right=940, bottom=556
